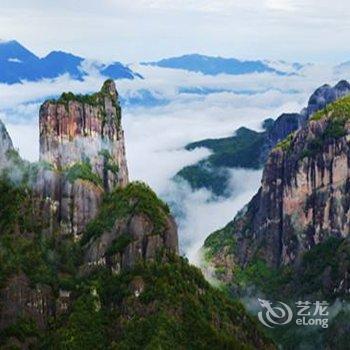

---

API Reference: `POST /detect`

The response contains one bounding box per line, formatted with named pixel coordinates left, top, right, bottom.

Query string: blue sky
left=1, top=0, right=350, bottom=63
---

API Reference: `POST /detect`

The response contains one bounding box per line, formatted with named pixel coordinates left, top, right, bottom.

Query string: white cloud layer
left=166, top=169, right=262, bottom=264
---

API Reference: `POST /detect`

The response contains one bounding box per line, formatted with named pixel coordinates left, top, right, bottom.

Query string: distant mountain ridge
left=0, top=40, right=141, bottom=84
left=143, top=53, right=301, bottom=76
left=0, top=42, right=307, bottom=88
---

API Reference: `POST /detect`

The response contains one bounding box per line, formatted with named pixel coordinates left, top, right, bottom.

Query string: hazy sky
left=1, top=0, right=350, bottom=63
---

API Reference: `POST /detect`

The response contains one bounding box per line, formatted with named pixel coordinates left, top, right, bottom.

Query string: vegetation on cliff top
left=274, top=132, right=295, bottom=152
left=50, top=80, right=119, bottom=107
left=81, top=181, right=170, bottom=245
left=310, top=95, right=350, bottom=121
left=308, top=95, right=350, bottom=142
left=45, top=80, right=122, bottom=127
left=274, top=95, right=350, bottom=157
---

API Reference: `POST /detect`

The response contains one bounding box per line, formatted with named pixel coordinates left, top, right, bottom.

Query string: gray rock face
left=35, top=170, right=103, bottom=237
left=253, top=120, right=350, bottom=267
left=0, top=273, right=54, bottom=331
left=261, top=80, right=350, bottom=161
left=84, top=212, right=179, bottom=274
left=0, top=118, right=14, bottom=170
left=302, top=80, right=350, bottom=120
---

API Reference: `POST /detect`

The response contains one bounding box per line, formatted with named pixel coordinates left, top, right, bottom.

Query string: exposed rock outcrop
left=0, top=118, right=13, bottom=170
left=302, top=80, right=350, bottom=120
left=36, top=80, right=129, bottom=238
left=0, top=273, right=54, bottom=331
left=233, top=118, right=350, bottom=268
left=82, top=182, right=179, bottom=273
left=261, top=80, right=350, bottom=160
left=39, top=80, right=128, bottom=188
left=85, top=213, right=178, bottom=272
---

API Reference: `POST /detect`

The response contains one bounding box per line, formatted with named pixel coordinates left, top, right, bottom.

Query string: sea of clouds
left=1, top=62, right=349, bottom=264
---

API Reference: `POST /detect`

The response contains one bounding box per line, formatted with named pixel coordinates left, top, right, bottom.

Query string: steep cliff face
left=205, top=95, right=350, bottom=297
left=36, top=80, right=129, bottom=238
left=82, top=182, right=179, bottom=273
left=0, top=119, right=13, bottom=170
left=230, top=118, right=350, bottom=268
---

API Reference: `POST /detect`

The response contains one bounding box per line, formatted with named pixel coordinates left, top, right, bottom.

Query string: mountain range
left=0, top=40, right=141, bottom=84
left=0, top=41, right=308, bottom=86
left=143, top=54, right=296, bottom=76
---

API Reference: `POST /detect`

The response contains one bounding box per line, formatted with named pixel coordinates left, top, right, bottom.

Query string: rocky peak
left=334, top=79, right=350, bottom=91
left=36, top=80, right=129, bottom=238
left=39, top=79, right=128, bottom=189
left=101, top=78, right=118, bottom=101
left=261, top=80, right=350, bottom=161
left=302, top=79, right=350, bottom=120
